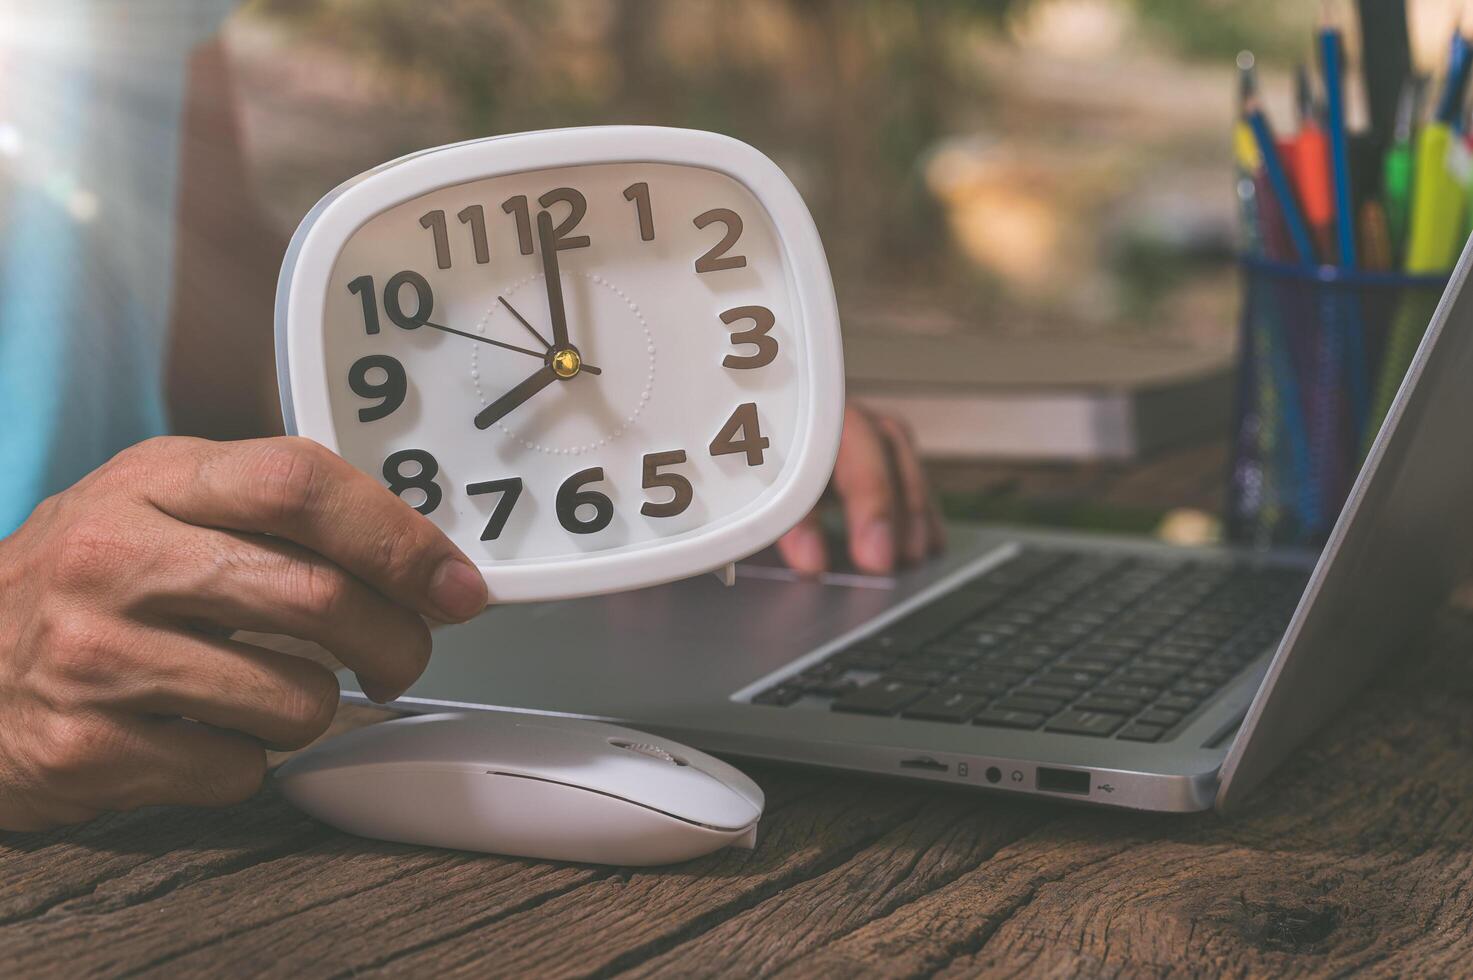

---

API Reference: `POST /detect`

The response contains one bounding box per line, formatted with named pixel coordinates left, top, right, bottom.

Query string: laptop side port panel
left=1036, top=766, right=1091, bottom=795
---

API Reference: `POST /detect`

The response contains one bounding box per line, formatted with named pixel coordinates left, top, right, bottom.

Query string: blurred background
left=211, top=1, right=1466, bottom=540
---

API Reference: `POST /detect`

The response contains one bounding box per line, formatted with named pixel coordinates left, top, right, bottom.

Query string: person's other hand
left=0, top=436, right=488, bottom=831
left=777, top=404, right=945, bottom=576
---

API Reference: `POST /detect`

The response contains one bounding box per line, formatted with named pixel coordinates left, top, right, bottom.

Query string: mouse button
left=528, top=755, right=761, bottom=831
left=478, top=774, right=754, bottom=866
left=676, top=754, right=766, bottom=814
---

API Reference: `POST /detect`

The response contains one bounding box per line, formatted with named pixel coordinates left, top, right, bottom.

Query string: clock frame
left=276, top=126, right=844, bottom=602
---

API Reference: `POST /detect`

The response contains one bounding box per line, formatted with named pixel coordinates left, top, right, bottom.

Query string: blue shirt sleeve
left=0, top=0, right=238, bottom=536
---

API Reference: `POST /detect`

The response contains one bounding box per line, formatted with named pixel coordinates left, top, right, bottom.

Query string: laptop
left=355, top=240, right=1473, bottom=813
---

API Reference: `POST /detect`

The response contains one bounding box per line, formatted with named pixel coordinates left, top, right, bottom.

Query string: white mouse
left=275, top=711, right=764, bottom=866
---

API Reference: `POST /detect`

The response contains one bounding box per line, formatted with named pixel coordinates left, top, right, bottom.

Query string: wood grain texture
left=1, top=612, right=1470, bottom=979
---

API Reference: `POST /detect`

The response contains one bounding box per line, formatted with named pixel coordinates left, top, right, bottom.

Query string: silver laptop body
left=361, top=238, right=1473, bottom=813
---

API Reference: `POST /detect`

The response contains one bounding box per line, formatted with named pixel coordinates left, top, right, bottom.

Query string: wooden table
left=3, top=596, right=1472, bottom=977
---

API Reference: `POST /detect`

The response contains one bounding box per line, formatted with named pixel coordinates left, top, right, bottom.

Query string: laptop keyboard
left=749, top=549, right=1307, bottom=743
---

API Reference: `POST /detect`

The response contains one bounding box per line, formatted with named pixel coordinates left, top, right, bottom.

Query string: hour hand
left=474, top=366, right=558, bottom=430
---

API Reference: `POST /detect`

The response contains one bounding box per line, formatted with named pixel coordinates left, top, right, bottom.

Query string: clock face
left=318, top=160, right=807, bottom=567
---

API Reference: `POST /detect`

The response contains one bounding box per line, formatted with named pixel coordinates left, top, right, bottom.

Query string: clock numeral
left=502, top=195, right=535, bottom=256
left=350, top=272, right=435, bottom=333
left=457, top=204, right=491, bottom=264
left=538, top=187, right=591, bottom=250
left=693, top=208, right=747, bottom=273
left=640, top=450, right=693, bottom=518
left=466, top=476, right=523, bottom=541
left=419, top=207, right=491, bottom=268
left=720, top=306, right=778, bottom=369
left=347, top=275, right=380, bottom=335
left=383, top=449, right=442, bottom=516
left=709, top=402, right=769, bottom=467
left=504, top=188, right=591, bottom=254
left=384, top=271, right=434, bottom=330
left=624, top=181, right=655, bottom=241
left=419, top=209, right=451, bottom=270
left=348, top=354, right=407, bottom=422
left=556, top=467, right=615, bottom=535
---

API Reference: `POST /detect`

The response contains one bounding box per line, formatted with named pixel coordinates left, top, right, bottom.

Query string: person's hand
left=777, top=404, right=945, bottom=575
left=0, top=436, right=488, bottom=831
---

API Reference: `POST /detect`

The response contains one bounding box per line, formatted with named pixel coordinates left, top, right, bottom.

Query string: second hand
left=419, top=318, right=602, bottom=374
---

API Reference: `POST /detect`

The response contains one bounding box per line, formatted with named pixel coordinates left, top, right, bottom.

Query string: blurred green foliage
left=243, top=0, right=1301, bottom=311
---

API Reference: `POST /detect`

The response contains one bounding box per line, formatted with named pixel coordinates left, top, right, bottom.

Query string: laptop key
left=1136, top=708, right=1184, bottom=727
left=1116, top=722, right=1166, bottom=742
left=950, top=676, right=1013, bottom=696
left=885, top=667, right=951, bottom=686
left=1052, top=657, right=1115, bottom=674
left=992, top=695, right=1065, bottom=715
left=1038, top=670, right=1099, bottom=689
left=972, top=709, right=1047, bottom=730
left=1019, top=684, right=1082, bottom=701
left=979, top=653, right=1052, bottom=672
left=1072, top=695, right=1143, bottom=715
left=1119, top=666, right=1179, bottom=686
left=832, top=680, right=928, bottom=716
left=901, top=691, right=989, bottom=723
left=1045, top=711, right=1125, bottom=737
left=1154, top=694, right=1200, bottom=712
left=1096, top=682, right=1160, bottom=700
left=1188, top=665, right=1238, bottom=685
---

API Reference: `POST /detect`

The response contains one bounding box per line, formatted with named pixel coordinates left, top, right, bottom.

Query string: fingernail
left=359, top=679, right=397, bottom=704
left=858, top=519, right=896, bottom=573
left=430, top=558, right=487, bottom=621
left=788, top=526, right=827, bottom=575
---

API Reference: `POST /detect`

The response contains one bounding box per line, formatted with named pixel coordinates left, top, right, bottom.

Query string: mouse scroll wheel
left=610, top=739, right=685, bottom=766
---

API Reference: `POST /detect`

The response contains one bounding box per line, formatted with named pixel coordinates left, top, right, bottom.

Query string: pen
left=1235, top=51, right=1264, bottom=256
left=1405, top=31, right=1470, bottom=274
left=1382, top=77, right=1418, bottom=259
left=1371, top=29, right=1472, bottom=440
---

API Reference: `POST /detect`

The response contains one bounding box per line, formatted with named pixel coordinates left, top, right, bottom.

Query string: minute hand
left=537, top=211, right=570, bottom=350
left=474, top=366, right=558, bottom=430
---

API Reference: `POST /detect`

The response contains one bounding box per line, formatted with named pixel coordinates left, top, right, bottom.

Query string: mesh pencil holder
left=1226, top=258, right=1449, bottom=549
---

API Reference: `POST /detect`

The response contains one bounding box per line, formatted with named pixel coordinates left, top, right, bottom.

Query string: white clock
left=276, top=126, right=844, bottom=602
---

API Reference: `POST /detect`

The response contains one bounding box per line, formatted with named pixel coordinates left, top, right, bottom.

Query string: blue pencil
left=1244, top=100, right=1316, bottom=266
left=1319, top=27, right=1356, bottom=268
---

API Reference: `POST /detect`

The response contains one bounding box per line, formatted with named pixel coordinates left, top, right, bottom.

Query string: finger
left=833, top=406, right=901, bottom=575
left=32, top=712, right=267, bottom=814
left=136, top=718, right=269, bottom=810
left=777, top=511, right=829, bottom=576
left=874, top=415, right=943, bottom=564
left=143, top=526, right=432, bottom=702
left=131, top=437, right=487, bottom=621
left=105, top=628, right=340, bottom=751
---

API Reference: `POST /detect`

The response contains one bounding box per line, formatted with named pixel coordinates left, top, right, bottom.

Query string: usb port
left=899, top=756, right=948, bottom=773
left=1036, top=767, right=1090, bottom=795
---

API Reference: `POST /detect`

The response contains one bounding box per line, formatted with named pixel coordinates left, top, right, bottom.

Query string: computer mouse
left=275, top=711, right=764, bottom=866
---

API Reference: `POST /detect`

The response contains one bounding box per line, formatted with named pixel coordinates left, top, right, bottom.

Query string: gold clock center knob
left=550, top=348, right=582, bottom=379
